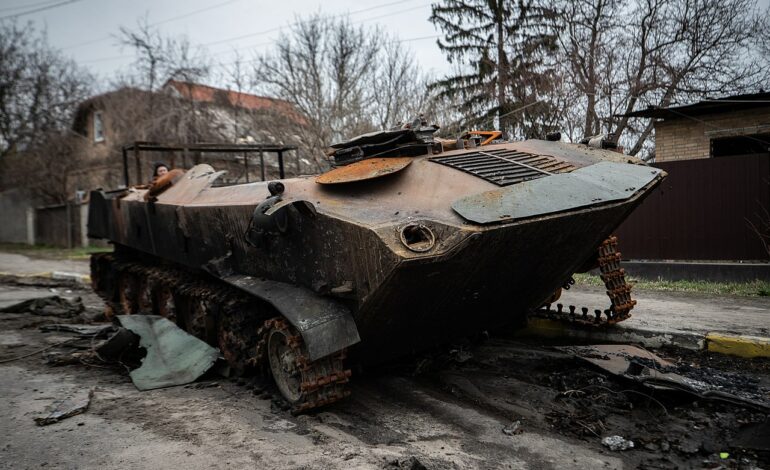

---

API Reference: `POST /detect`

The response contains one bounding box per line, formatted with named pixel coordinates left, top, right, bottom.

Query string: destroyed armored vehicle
left=88, top=120, right=665, bottom=411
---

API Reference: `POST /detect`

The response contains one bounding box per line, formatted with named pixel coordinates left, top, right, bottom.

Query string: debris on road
left=502, top=420, right=523, bottom=435
left=561, top=344, right=770, bottom=410
left=0, top=295, right=84, bottom=317
left=116, top=315, right=219, bottom=391
left=34, top=388, right=93, bottom=426
left=388, top=456, right=427, bottom=469
left=602, top=435, right=634, bottom=451
left=39, top=324, right=113, bottom=336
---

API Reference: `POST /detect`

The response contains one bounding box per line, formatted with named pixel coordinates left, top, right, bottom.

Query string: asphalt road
left=1, top=282, right=768, bottom=469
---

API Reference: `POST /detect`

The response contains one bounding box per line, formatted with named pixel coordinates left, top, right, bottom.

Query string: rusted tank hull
left=353, top=196, right=642, bottom=363
left=91, top=177, right=650, bottom=365
left=87, top=137, right=665, bottom=411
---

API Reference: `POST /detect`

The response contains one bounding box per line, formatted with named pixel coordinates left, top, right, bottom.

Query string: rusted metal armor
left=88, top=121, right=665, bottom=411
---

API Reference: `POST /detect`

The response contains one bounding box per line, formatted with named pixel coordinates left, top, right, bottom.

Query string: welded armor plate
left=451, top=162, right=663, bottom=224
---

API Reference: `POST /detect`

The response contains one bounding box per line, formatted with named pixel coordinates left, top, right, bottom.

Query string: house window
left=710, top=133, right=770, bottom=158
left=93, top=111, right=105, bottom=143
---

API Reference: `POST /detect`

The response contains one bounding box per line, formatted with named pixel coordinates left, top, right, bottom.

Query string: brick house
left=626, top=91, right=770, bottom=162
left=0, top=80, right=306, bottom=246
left=67, top=80, right=306, bottom=193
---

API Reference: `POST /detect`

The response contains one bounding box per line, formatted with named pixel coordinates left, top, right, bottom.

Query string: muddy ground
left=1, top=281, right=768, bottom=470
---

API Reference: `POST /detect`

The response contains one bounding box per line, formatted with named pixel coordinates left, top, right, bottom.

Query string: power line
left=0, top=0, right=63, bottom=13
left=79, top=1, right=433, bottom=68
left=216, top=33, right=442, bottom=68
left=79, top=54, right=129, bottom=65
left=61, top=0, right=245, bottom=50
left=208, top=3, right=430, bottom=60
left=153, top=0, right=243, bottom=26
left=203, top=0, right=419, bottom=47
left=0, top=0, right=82, bottom=19
left=475, top=101, right=543, bottom=126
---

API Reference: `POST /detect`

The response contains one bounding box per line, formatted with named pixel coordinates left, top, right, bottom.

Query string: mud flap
left=222, top=275, right=361, bottom=361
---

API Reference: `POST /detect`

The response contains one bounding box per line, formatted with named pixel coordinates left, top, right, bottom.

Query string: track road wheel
left=154, top=284, right=177, bottom=321
left=136, top=276, right=153, bottom=314
left=263, top=318, right=351, bottom=414
left=177, top=295, right=217, bottom=345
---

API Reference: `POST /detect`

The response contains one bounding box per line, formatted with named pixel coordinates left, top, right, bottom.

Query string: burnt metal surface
left=89, top=253, right=354, bottom=412
left=88, top=134, right=666, bottom=406
left=431, top=148, right=574, bottom=186
left=222, top=275, right=360, bottom=361
left=451, top=161, right=664, bottom=224
left=316, top=157, right=413, bottom=185
left=563, top=344, right=770, bottom=410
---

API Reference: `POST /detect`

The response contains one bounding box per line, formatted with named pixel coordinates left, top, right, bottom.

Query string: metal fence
left=35, top=202, right=89, bottom=248
left=616, top=154, right=770, bottom=261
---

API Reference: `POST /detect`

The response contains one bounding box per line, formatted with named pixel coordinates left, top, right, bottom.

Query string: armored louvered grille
left=431, top=149, right=575, bottom=186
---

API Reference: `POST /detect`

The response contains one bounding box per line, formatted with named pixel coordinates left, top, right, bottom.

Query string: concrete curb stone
left=0, top=271, right=91, bottom=286
left=519, top=317, right=770, bottom=359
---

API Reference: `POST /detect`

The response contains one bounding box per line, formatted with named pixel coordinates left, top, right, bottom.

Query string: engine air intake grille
left=431, top=149, right=575, bottom=186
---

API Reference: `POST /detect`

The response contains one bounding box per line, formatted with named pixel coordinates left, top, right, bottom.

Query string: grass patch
left=573, top=272, right=770, bottom=297
left=0, top=243, right=110, bottom=261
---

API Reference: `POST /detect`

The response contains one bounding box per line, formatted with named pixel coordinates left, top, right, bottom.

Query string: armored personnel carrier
left=88, top=121, right=665, bottom=412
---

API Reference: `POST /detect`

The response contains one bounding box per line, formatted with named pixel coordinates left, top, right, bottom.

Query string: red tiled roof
left=164, top=79, right=306, bottom=124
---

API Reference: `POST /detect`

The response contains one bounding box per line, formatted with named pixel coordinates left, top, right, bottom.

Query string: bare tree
left=117, top=19, right=212, bottom=143
left=556, top=0, right=769, bottom=157
left=369, top=40, right=431, bottom=130
left=254, top=15, right=380, bottom=170
left=0, top=21, right=91, bottom=161
left=5, top=131, right=89, bottom=204
left=254, top=15, right=431, bottom=170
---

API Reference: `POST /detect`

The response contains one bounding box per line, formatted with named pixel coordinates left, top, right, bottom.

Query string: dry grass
left=573, top=273, right=770, bottom=297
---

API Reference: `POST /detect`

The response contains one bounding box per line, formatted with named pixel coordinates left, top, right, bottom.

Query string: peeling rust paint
left=316, top=157, right=413, bottom=184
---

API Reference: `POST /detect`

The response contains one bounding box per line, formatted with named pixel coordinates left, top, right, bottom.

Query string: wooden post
left=122, top=147, right=130, bottom=187
left=134, top=146, right=141, bottom=186
left=244, top=152, right=249, bottom=183
left=259, top=148, right=265, bottom=181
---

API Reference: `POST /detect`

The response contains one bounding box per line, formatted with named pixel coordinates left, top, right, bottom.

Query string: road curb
left=517, top=318, right=770, bottom=358
left=0, top=271, right=91, bottom=286
left=705, top=333, right=770, bottom=358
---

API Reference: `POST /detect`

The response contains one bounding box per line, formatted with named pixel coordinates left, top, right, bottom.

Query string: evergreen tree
left=429, top=0, right=559, bottom=139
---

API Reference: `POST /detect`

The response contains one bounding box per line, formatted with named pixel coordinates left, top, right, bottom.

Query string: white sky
left=1, top=0, right=446, bottom=90
left=4, top=0, right=768, bottom=93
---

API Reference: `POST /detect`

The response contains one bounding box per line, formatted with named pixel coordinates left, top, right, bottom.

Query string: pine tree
left=429, top=0, right=559, bottom=139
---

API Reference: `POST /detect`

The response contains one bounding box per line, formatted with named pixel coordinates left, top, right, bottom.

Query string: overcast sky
left=5, top=0, right=769, bottom=94
left=2, top=0, right=445, bottom=91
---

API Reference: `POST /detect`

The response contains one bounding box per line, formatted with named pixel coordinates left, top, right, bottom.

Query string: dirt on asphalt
left=1, top=282, right=768, bottom=470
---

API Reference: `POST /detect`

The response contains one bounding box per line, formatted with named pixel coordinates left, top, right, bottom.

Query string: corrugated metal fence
left=616, top=154, right=770, bottom=261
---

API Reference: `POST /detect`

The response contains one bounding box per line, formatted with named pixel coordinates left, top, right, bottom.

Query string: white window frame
left=93, top=111, right=105, bottom=143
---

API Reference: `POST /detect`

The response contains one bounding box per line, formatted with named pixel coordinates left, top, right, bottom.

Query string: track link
left=533, top=235, right=636, bottom=326
left=90, top=251, right=351, bottom=412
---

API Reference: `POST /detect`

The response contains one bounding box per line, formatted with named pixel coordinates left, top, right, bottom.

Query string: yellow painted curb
left=706, top=333, right=770, bottom=358
left=0, top=271, right=53, bottom=278
left=516, top=317, right=568, bottom=338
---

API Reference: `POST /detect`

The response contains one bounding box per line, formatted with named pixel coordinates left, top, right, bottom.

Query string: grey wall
left=0, top=189, right=35, bottom=244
